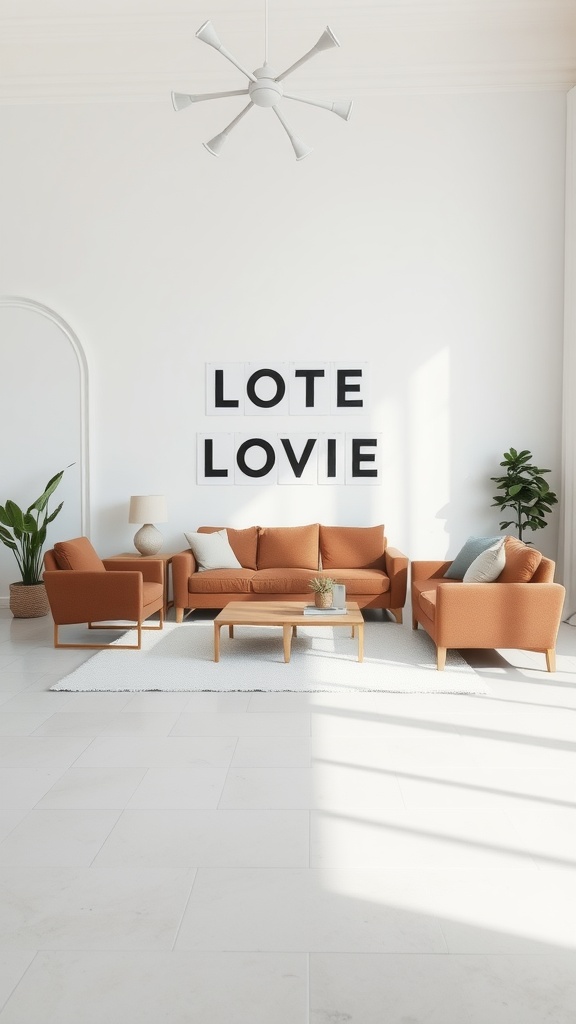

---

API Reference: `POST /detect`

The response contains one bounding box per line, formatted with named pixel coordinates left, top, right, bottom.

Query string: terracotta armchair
left=43, top=537, right=164, bottom=649
left=411, top=536, right=565, bottom=671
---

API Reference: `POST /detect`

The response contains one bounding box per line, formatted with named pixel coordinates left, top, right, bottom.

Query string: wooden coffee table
left=213, top=600, right=364, bottom=663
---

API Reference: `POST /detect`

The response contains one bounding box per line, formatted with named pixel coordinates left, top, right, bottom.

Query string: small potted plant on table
left=308, top=576, right=337, bottom=609
left=0, top=468, right=68, bottom=617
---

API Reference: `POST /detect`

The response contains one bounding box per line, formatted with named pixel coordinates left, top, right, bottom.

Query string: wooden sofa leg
left=545, top=649, right=556, bottom=673
left=389, top=608, right=403, bottom=624
left=436, top=646, right=447, bottom=671
left=175, top=608, right=184, bottom=624
left=412, top=615, right=418, bottom=630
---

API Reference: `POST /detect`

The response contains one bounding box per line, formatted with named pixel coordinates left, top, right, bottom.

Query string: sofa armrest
left=102, top=558, right=164, bottom=584
left=171, top=550, right=197, bottom=610
left=411, top=560, right=452, bottom=585
left=385, top=546, right=409, bottom=610
left=434, top=581, right=566, bottom=648
left=43, top=570, right=144, bottom=624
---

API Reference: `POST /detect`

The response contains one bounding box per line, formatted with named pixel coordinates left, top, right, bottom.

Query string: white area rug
left=51, top=621, right=488, bottom=694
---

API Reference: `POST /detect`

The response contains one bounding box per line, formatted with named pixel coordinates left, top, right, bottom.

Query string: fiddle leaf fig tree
left=0, top=467, right=70, bottom=585
left=491, top=448, right=558, bottom=542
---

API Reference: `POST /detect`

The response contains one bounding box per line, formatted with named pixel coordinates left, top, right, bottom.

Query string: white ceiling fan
left=171, top=1, right=352, bottom=161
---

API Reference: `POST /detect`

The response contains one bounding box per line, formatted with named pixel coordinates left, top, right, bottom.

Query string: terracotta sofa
left=411, top=535, right=566, bottom=670
left=172, top=523, right=408, bottom=624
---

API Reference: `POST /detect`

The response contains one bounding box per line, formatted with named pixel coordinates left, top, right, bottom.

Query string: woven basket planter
left=314, top=590, right=333, bottom=609
left=9, top=582, right=50, bottom=618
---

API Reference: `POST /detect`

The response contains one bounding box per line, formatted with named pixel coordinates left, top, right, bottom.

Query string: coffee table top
left=214, top=601, right=363, bottom=627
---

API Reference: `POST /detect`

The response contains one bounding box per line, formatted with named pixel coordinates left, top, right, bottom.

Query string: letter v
left=280, top=438, right=317, bottom=478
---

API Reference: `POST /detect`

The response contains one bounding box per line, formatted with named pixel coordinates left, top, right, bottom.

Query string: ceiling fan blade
left=203, top=101, right=254, bottom=157
left=272, top=107, right=312, bottom=162
left=196, top=20, right=257, bottom=83
left=275, top=26, right=340, bottom=83
left=172, top=90, right=249, bottom=111
left=283, top=93, right=353, bottom=121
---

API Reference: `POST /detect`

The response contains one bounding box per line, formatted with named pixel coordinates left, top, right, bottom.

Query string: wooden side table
left=107, top=553, right=176, bottom=617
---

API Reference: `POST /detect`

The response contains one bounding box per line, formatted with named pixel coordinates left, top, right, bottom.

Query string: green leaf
left=45, top=501, right=64, bottom=525
left=4, top=501, right=26, bottom=531
left=29, top=469, right=65, bottom=514
left=0, top=530, right=17, bottom=551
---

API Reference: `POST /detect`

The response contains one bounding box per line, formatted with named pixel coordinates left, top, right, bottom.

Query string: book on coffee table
left=303, top=605, right=347, bottom=615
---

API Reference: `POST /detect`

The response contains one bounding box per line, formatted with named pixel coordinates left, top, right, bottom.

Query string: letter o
left=236, top=438, right=276, bottom=478
left=246, top=369, right=286, bottom=409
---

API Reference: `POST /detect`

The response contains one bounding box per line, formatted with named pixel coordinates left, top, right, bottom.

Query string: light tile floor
left=0, top=607, right=575, bottom=1023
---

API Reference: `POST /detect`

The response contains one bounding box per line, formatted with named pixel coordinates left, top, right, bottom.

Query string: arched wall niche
left=0, top=295, right=90, bottom=605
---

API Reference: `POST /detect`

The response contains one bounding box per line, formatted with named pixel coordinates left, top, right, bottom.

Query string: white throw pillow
left=463, top=537, right=506, bottom=583
left=184, top=530, right=242, bottom=572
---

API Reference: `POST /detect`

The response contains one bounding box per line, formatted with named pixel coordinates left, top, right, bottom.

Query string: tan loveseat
left=172, top=524, right=408, bottom=624
left=411, top=535, right=565, bottom=671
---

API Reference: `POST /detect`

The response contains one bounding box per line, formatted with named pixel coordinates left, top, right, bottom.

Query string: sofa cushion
left=53, top=537, right=106, bottom=572
left=320, top=568, right=390, bottom=595
left=197, top=526, right=259, bottom=571
left=142, top=582, right=165, bottom=608
left=416, top=579, right=463, bottom=621
left=250, top=569, right=321, bottom=595
left=320, top=525, right=386, bottom=571
left=497, top=536, right=543, bottom=583
left=443, top=535, right=502, bottom=579
left=188, top=569, right=255, bottom=594
left=185, top=530, right=242, bottom=572
left=419, top=589, right=437, bottom=620
left=413, top=577, right=461, bottom=619
left=257, top=524, right=319, bottom=570
left=463, top=537, right=506, bottom=582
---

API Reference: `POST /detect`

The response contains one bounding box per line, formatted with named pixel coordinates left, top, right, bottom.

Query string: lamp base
left=133, top=524, right=163, bottom=556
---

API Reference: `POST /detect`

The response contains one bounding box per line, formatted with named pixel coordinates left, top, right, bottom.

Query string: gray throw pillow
left=444, top=535, right=503, bottom=579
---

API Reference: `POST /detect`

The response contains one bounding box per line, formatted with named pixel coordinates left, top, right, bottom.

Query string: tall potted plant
left=0, top=467, right=68, bottom=617
left=491, top=448, right=558, bottom=543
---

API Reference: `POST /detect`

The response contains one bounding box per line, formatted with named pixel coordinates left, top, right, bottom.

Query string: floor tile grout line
left=216, top=735, right=241, bottom=810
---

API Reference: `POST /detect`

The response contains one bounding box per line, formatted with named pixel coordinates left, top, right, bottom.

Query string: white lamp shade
left=129, top=495, right=168, bottom=525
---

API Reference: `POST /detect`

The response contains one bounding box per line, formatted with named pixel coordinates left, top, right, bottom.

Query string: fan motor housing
left=249, top=66, right=283, bottom=107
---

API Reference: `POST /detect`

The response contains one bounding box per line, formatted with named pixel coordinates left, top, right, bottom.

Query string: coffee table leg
left=358, top=622, right=364, bottom=662
left=214, top=622, right=221, bottom=662
left=229, top=625, right=234, bottom=638
left=283, top=625, right=292, bottom=663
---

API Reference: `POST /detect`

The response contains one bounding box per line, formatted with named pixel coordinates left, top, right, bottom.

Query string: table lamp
left=128, top=495, right=168, bottom=556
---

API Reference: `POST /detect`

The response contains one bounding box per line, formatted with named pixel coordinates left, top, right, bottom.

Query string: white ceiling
left=1, top=1, right=575, bottom=103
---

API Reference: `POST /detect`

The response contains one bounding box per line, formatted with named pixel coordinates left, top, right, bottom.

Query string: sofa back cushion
left=257, top=524, right=320, bottom=570
left=497, top=536, right=543, bottom=583
left=531, top=556, right=555, bottom=583
left=197, top=526, right=259, bottom=570
left=53, top=537, right=106, bottom=572
left=320, top=525, right=386, bottom=571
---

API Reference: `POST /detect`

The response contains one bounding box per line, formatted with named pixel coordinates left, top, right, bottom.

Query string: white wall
left=0, top=88, right=567, bottom=600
